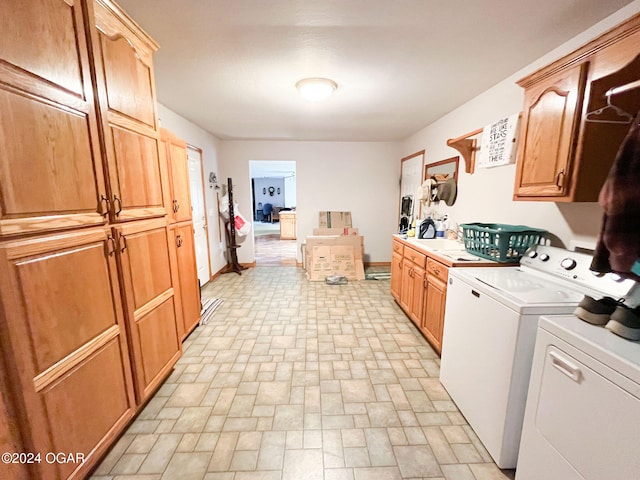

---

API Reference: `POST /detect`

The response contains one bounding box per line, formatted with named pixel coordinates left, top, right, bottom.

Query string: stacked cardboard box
left=305, top=212, right=365, bottom=281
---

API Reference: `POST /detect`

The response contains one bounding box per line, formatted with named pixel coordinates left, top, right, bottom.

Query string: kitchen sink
left=405, top=238, right=463, bottom=251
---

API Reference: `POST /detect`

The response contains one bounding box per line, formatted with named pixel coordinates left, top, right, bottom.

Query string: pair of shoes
left=573, top=296, right=621, bottom=325
left=573, top=296, right=640, bottom=341
left=606, top=305, right=640, bottom=341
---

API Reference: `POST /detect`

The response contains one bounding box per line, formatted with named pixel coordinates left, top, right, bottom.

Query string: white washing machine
left=439, top=245, right=637, bottom=469
left=516, top=314, right=640, bottom=480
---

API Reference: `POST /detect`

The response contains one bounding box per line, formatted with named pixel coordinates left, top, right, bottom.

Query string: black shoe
left=605, top=305, right=640, bottom=341
left=573, top=296, right=620, bottom=325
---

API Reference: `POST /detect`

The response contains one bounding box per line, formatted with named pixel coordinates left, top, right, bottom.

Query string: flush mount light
left=295, top=77, right=337, bottom=101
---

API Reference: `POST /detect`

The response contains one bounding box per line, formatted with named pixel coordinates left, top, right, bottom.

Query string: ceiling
left=117, top=0, right=633, bottom=142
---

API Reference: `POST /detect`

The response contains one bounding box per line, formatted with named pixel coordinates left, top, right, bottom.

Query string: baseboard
left=241, top=262, right=256, bottom=268
left=364, top=262, right=391, bottom=267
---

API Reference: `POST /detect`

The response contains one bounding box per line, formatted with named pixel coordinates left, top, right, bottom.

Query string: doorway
left=249, top=160, right=297, bottom=266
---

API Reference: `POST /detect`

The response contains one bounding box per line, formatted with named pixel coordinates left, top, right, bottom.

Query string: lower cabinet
left=279, top=212, right=296, bottom=239
left=390, top=241, right=449, bottom=355
left=115, top=218, right=182, bottom=403
left=422, top=266, right=448, bottom=354
left=171, top=221, right=201, bottom=340
left=0, top=228, right=136, bottom=479
left=390, top=251, right=403, bottom=301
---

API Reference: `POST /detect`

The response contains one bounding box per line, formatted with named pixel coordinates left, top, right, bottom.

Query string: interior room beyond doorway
left=249, top=160, right=297, bottom=266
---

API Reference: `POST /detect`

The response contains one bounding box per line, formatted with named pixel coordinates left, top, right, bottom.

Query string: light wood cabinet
left=390, top=250, right=403, bottom=301
left=0, top=0, right=109, bottom=237
left=0, top=2, right=182, bottom=478
left=514, top=63, right=587, bottom=198
left=391, top=238, right=475, bottom=355
left=92, top=0, right=167, bottom=221
left=0, top=228, right=136, bottom=479
left=172, top=222, right=202, bottom=340
left=161, top=129, right=193, bottom=223
left=280, top=212, right=297, bottom=239
left=161, top=129, right=201, bottom=340
left=514, top=14, right=640, bottom=201
left=0, top=356, right=29, bottom=480
left=115, top=219, right=181, bottom=403
left=398, top=246, right=427, bottom=327
left=422, top=260, right=449, bottom=354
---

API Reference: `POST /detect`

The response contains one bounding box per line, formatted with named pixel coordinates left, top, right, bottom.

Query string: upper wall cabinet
left=92, top=0, right=167, bottom=222
left=0, top=0, right=109, bottom=237
left=161, top=129, right=193, bottom=223
left=514, top=14, right=640, bottom=202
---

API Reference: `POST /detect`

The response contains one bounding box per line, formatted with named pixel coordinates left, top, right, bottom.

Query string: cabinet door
left=0, top=0, right=108, bottom=237
left=0, top=228, right=135, bottom=480
left=390, top=251, right=403, bottom=301
left=0, top=358, right=29, bottom=480
left=514, top=62, right=588, bottom=199
left=400, top=261, right=413, bottom=313
left=161, top=129, right=193, bottom=223
left=175, top=222, right=201, bottom=339
left=91, top=0, right=167, bottom=222
left=116, top=219, right=181, bottom=403
left=423, top=275, right=447, bottom=355
left=280, top=216, right=296, bottom=239
left=409, top=265, right=426, bottom=325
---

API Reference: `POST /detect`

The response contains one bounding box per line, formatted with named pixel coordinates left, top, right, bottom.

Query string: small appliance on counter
left=418, top=217, right=436, bottom=239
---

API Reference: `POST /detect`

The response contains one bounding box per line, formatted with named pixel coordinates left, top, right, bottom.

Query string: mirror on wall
left=425, top=156, right=459, bottom=182
left=398, top=150, right=425, bottom=230
left=424, top=156, right=459, bottom=206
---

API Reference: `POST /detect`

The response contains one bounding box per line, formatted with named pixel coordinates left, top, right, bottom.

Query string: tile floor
left=91, top=266, right=515, bottom=480
left=254, top=234, right=298, bottom=266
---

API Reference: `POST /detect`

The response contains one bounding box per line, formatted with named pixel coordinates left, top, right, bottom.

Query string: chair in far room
left=262, top=203, right=273, bottom=222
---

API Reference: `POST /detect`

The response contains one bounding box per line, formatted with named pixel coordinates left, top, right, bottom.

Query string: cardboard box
left=319, top=211, right=352, bottom=228
left=313, top=227, right=359, bottom=236
left=305, top=235, right=365, bottom=281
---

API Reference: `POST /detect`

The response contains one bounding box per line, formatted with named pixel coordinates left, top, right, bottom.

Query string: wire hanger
left=585, top=90, right=634, bottom=125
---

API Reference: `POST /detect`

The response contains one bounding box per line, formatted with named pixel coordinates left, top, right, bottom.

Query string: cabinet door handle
left=176, top=234, right=183, bottom=247
left=555, top=169, right=565, bottom=188
left=175, top=200, right=180, bottom=212
left=423, top=276, right=428, bottom=288
left=119, top=234, right=128, bottom=253
left=100, top=194, right=111, bottom=217
left=105, top=235, right=116, bottom=256
left=113, top=194, right=122, bottom=216
left=549, top=350, right=582, bottom=382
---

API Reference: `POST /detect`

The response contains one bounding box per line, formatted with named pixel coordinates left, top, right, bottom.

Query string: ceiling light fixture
left=296, top=77, right=337, bottom=102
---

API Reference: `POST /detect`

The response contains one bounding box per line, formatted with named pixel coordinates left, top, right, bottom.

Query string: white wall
left=219, top=141, right=402, bottom=264
left=253, top=177, right=285, bottom=209
left=284, top=175, right=296, bottom=208
left=157, top=103, right=227, bottom=276
left=402, top=1, right=640, bottom=250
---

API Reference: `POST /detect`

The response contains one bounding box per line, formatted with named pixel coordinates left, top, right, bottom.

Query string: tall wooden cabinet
left=161, top=129, right=201, bottom=340
left=0, top=0, right=109, bottom=237
left=514, top=13, right=640, bottom=201
left=0, top=1, right=187, bottom=478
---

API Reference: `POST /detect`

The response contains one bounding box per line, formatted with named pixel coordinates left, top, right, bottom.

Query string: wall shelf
left=446, top=128, right=482, bottom=174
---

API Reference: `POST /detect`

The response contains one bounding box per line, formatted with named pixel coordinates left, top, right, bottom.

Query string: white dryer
left=516, top=314, right=640, bottom=480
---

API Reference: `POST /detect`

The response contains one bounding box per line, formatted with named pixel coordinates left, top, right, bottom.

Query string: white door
left=187, top=146, right=211, bottom=286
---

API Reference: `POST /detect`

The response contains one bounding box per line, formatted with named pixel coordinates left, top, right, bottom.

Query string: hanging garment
left=591, top=111, right=640, bottom=280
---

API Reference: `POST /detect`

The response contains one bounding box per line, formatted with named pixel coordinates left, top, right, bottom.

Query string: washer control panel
left=520, top=245, right=637, bottom=299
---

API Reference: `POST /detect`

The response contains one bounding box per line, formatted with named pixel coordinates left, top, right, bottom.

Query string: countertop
left=392, top=234, right=513, bottom=268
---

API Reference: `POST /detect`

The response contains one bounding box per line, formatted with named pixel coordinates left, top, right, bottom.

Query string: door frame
left=187, top=144, right=212, bottom=283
